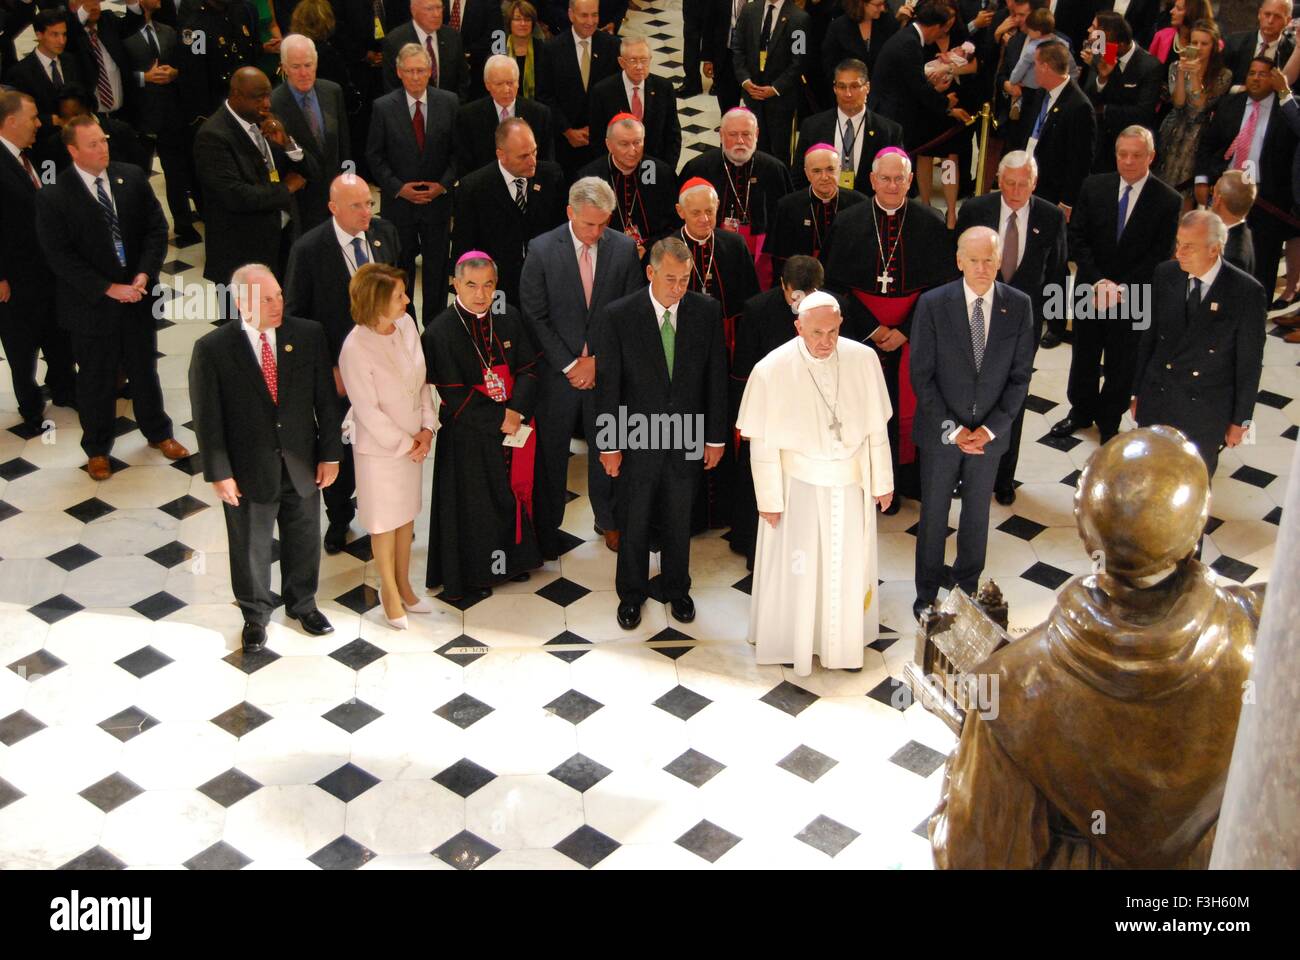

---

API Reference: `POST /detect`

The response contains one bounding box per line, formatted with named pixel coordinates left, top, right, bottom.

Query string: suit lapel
left=227, top=321, right=277, bottom=413
left=643, top=296, right=672, bottom=389
left=950, top=283, right=978, bottom=372
left=275, top=322, right=295, bottom=401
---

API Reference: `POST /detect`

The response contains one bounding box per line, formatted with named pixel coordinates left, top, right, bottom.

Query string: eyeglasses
left=622, top=57, right=651, bottom=66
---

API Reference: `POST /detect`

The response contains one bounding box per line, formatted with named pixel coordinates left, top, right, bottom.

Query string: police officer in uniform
left=177, top=0, right=258, bottom=126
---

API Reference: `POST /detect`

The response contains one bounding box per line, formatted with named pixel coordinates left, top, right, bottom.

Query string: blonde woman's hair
left=350, top=263, right=408, bottom=329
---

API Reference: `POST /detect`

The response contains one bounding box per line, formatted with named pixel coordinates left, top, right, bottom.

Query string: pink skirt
left=354, top=451, right=423, bottom=535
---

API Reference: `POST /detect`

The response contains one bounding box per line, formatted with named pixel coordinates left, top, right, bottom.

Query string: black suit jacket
left=5, top=51, right=84, bottom=127
left=1224, top=220, right=1256, bottom=277
left=1082, top=44, right=1163, bottom=167
left=1134, top=258, right=1266, bottom=462
left=821, top=11, right=899, bottom=82
left=189, top=316, right=344, bottom=502
left=593, top=288, right=728, bottom=476
left=1197, top=92, right=1300, bottom=211
left=792, top=107, right=904, bottom=188
left=731, top=0, right=810, bottom=97
left=0, top=143, right=52, bottom=305
left=537, top=27, right=621, bottom=170
left=121, top=19, right=183, bottom=135
left=450, top=159, right=568, bottom=305
left=332, top=0, right=409, bottom=68
left=283, top=216, right=403, bottom=362
left=1222, top=29, right=1297, bottom=87
left=910, top=279, right=1036, bottom=455
left=454, top=95, right=555, bottom=174
left=1012, top=80, right=1097, bottom=207
left=1068, top=171, right=1182, bottom=288
left=589, top=72, right=681, bottom=170
left=34, top=160, right=168, bottom=336
left=954, top=192, right=1068, bottom=328
left=66, top=9, right=133, bottom=112
left=868, top=22, right=951, bottom=147
left=366, top=86, right=459, bottom=228
left=193, top=105, right=320, bottom=282
left=271, top=79, right=351, bottom=231
left=381, top=23, right=468, bottom=99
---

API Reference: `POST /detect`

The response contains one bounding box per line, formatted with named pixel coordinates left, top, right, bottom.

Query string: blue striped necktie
left=95, top=176, right=126, bottom=268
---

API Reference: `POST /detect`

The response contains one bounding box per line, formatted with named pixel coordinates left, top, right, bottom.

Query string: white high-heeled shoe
left=383, top=610, right=409, bottom=630
left=402, top=597, right=434, bottom=614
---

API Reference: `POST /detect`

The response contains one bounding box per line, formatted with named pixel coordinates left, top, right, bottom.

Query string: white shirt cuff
left=562, top=358, right=578, bottom=373
left=705, top=442, right=725, bottom=447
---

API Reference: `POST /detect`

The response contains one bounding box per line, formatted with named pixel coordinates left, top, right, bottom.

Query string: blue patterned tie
left=95, top=176, right=126, bottom=268
left=1116, top=184, right=1131, bottom=242
left=352, top=236, right=369, bottom=267
left=971, top=296, right=986, bottom=372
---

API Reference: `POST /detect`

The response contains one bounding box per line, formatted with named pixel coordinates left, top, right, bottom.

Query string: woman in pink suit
left=339, top=263, right=439, bottom=629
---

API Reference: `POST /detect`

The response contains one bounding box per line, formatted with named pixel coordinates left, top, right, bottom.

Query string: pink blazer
left=338, top=313, right=438, bottom=457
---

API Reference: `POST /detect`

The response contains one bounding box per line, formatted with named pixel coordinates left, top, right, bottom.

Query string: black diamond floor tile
left=27, top=594, right=84, bottom=625
left=1231, top=465, right=1277, bottom=489
left=777, top=744, right=839, bottom=783
left=795, top=815, right=860, bottom=858
left=157, top=494, right=209, bottom=521
left=434, top=589, right=490, bottom=611
left=332, top=583, right=380, bottom=615
left=675, top=819, right=741, bottom=863
left=1254, top=389, right=1290, bottom=409
left=554, top=528, right=585, bottom=556
left=1022, top=393, right=1057, bottom=415
left=544, top=631, right=592, bottom=663
left=161, top=258, right=194, bottom=274
left=536, top=576, right=591, bottom=607
left=433, top=829, right=500, bottom=870
left=889, top=740, right=949, bottom=778
left=0, top=777, right=23, bottom=810
left=308, top=835, right=375, bottom=870
left=554, top=824, right=621, bottom=869
left=97, top=705, right=162, bottom=743
left=759, top=680, right=819, bottom=717
left=732, top=574, right=753, bottom=594
left=0, top=499, right=19, bottom=522
left=185, top=840, right=252, bottom=870
left=341, top=534, right=373, bottom=562
left=1061, top=469, right=1082, bottom=487
left=7, top=419, right=42, bottom=440
left=433, top=758, right=497, bottom=798
left=222, top=645, right=281, bottom=675
left=169, top=454, right=204, bottom=477
left=64, top=497, right=116, bottom=523
left=1211, top=555, right=1258, bottom=583
left=434, top=692, right=495, bottom=729
left=653, top=684, right=712, bottom=721
left=8, top=647, right=67, bottom=680
left=0, top=709, right=47, bottom=746
left=0, top=457, right=38, bottom=481
left=46, top=543, right=101, bottom=572
left=315, top=762, right=381, bottom=803
left=210, top=700, right=274, bottom=738
left=545, top=688, right=604, bottom=725
left=548, top=753, right=612, bottom=793
left=1204, top=515, right=1224, bottom=535
left=144, top=540, right=195, bottom=569
left=997, top=515, right=1047, bottom=541
left=329, top=637, right=387, bottom=671
left=868, top=635, right=898, bottom=653
left=904, top=522, right=957, bottom=538
left=131, top=590, right=186, bottom=621
left=1283, top=424, right=1299, bottom=441
left=197, top=767, right=264, bottom=808
left=1264, top=506, right=1283, bottom=525
left=115, top=645, right=175, bottom=679
left=59, top=846, right=128, bottom=870
left=1021, top=561, right=1072, bottom=590
left=1037, top=432, right=1082, bottom=452
left=78, top=772, right=145, bottom=813
left=866, top=676, right=912, bottom=711
left=322, top=698, right=384, bottom=733
left=913, top=818, right=931, bottom=838
left=435, top=634, right=489, bottom=666
left=663, top=748, right=726, bottom=787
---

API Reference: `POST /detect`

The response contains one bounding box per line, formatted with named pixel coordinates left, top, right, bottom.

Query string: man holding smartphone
left=1079, top=10, right=1163, bottom=173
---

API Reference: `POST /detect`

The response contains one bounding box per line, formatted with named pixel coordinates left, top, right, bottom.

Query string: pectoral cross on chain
left=877, top=272, right=893, bottom=293
left=829, top=415, right=843, bottom=442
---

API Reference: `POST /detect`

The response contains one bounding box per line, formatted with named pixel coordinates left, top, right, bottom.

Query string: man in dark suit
left=451, top=117, right=567, bottom=306
left=589, top=36, right=680, bottom=169
left=4, top=9, right=84, bottom=128
left=870, top=1, right=966, bottom=150
left=189, top=263, right=343, bottom=652
left=1078, top=11, right=1162, bottom=172
left=1222, top=0, right=1294, bottom=87
left=703, top=0, right=746, bottom=113
left=284, top=173, right=402, bottom=553
left=64, top=0, right=132, bottom=122
left=731, top=0, right=810, bottom=164
left=537, top=0, right=620, bottom=178
left=455, top=53, right=555, bottom=172
left=174, top=0, right=259, bottom=127
left=1051, top=127, right=1181, bottom=445
left=519, top=176, right=644, bottom=558
left=381, top=0, right=469, bottom=99
left=1212, top=169, right=1257, bottom=278
left=792, top=58, right=904, bottom=192
left=955, top=150, right=1067, bottom=504
left=1132, top=211, right=1267, bottom=478
left=1010, top=40, right=1097, bottom=216
left=442, top=0, right=499, bottom=51
left=594, top=236, right=728, bottom=630
left=910, top=226, right=1035, bottom=621
left=367, top=42, right=458, bottom=323
left=577, top=113, right=677, bottom=256
left=0, top=90, right=75, bottom=432
left=271, top=34, right=351, bottom=231
left=194, top=68, right=319, bottom=298
left=34, top=114, right=189, bottom=480
left=1195, top=59, right=1300, bottom=299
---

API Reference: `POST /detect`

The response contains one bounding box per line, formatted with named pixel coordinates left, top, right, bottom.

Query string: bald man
left=764, top=144, right=867, bottom=278
left=1211, top=169, right=1258, bottom=278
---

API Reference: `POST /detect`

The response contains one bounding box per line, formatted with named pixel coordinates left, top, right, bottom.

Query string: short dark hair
left=34, top=8, right=68, bottom=32
left=913, top=1, right=952, bottom=28
left=61, top=113, right=101, bottom=147
left=1035, top=39, right=1071, bottom=76
left=0, top=90, right=35, bottom=127
left=782, top=255, right=824, bottom=293
left=1248, top=55, right=1279, bottom=73
left=1095, top=10, right=1133, bottom=45
left=1025, top=8, right=1054, bottom=33
left=834, top=58, right=869, bottom=84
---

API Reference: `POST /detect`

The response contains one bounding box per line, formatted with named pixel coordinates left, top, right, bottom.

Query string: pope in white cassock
left=737, top=291, right=894, bottom=675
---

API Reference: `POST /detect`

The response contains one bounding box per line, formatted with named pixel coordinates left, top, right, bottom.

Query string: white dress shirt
left=242, top=319, right=276, bottom=363
left=333, top=218, right=369, bottom=275
left=74, top=163, right=116, bottom=215
left=496, top=97, right=518, bottom=121
left=406, top=89, right=428, bottom=122
left=648, top=288, right=722, bottom=448
left=622, top=73, right=644, bottom=109
left=499, top=160, right=527, bottom=199
left=562, top=222, right=598, bottom=373
left=956, top=280, right=996, bottom=442
left=1187, top=256, right=1223, bottom=298
left=35, top=49, right=66, bottom=85
left=835, top=107, right=867, bottom=172
left=0, top=134, right=23, bottom=164
left=998, top=198, right=1029, bottom=271
left=1116, top=171, right=1149, bottom=233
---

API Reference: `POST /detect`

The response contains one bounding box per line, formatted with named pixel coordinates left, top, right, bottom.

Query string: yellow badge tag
left=759, top=50, right=767, bottom=73
left=270, top=169, right=280, bottom=183
left=242, top=24, right=250, bottom=36
left=374, top=16, right=384, bottom=40
left=839, top=170, right=856, bottom=190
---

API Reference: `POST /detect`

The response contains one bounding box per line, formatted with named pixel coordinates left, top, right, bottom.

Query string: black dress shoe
left=913, top=598, right=932, bottom=623
left=940, top=564, right=956, bottom=590
left=882, top=496, right=901, bottom=516
left=1049, top=416, right=1091, bottom=438
left=509, top=572, right=530, bottom=582
left=994, top=487, right=1016, bottom=505
left=241, top=622, right=266, bottom=652
left=1039, top=332, right=1062, bottom=349
left=1270, top=294, right=1295, bottom=310
left=323, top=520, right=350, bottom=554
left=675, top=83, right=703, bottom=98
left=669, top=595, right=695, bottom=623
left=617, top=600, right=642, bottom=630
left=50, top=393, right=76, bottom=408
left=287, top=608, right=334, bottom=636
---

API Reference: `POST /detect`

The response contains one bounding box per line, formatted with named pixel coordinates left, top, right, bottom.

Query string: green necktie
left=660, top=310, right=675, bottom=379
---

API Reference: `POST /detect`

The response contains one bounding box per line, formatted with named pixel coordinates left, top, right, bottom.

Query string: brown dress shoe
left=87, top=456, right=112, bottom=481
left=149, top=438, right=190, bottom=460
left=1285, top=329, right=1300, bottom=344
left=603, top=529, right=620, bottom=552
left=1273, top=313, right=1300, bottom=328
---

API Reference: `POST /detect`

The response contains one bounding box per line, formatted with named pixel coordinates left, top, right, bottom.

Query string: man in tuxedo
left=910, top=226, right=1035, bottom=621
left=195, top=68, right=317, bottom=298
left=765, top=144, right=868, bottom=276
left=955, top=150, right=1067, bottom=504
left=870, top=1, right=968, bottom=150
left=537, top=0, right=620, bottom=179
left=577, top=114, right=677, bottom=256
left=792, top=58, right=904, bottom=192
left=1195, top=59, right=1300, bottom=299
left=451, top=117, right=567, bottom=306
left=271, top=35, right=350, bottom=231
left=519, top=176, right=644, bottom=557
left=1222, top=0, right=1294, bottom=87
left=189, top=263, right=342, bottom=652
left=0, top=90, right=76, bottom=433
left=455, top=54, right=555, bottom=173
left=1051, top=126, right=1181, bottom=445
left=731, top=0, right=810, bottom=164
left=5, top=9, right=83, bottom=128
left=381, top=0, right=469, bottom=100
left=594, top=236, right=728, bottom=630
left=589, top=36, right=680, bottom=169
left=284, top=173, right=402, bottom=553
left=1079, top=10, right=1162, bottom=172
left=1132, top=211, right=1267, bottom=478
left=1011, top=40, right=1097, bottom=217
left=367, top=42, right=458, bottom=323
left=34, top=114, right=189, bottom=480
left=65, top=0, right=131, bottom=123
left=1212, top=169, right=1257, bottom=278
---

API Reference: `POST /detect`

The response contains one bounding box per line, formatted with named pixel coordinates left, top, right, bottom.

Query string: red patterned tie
left=412, top=99, right=426, bottom=151
left=450, top=0, right=461, bottom=31
left=425, top=34, right=439, bottom=87
left=20, top=150, right=40, bottom=189
left=87, top=24, right=116, bottom=112
left=260, top=332, right=278, bottom=404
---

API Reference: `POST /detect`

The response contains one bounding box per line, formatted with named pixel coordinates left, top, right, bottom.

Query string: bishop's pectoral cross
left=877, top=272, right=894, bottom=293
left=829, top=415, right=844, bottom=442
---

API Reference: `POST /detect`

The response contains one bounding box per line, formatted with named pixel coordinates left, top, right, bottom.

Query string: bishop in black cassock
left=764, top=143, right=867, bottom=278
left=577, top=113, right=677, bottom=258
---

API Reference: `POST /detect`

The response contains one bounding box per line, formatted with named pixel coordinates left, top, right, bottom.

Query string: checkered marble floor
left=1, top=2, right=1295, bottom=871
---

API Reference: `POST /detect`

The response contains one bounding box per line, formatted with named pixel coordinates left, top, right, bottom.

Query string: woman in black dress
left=822, top=0, right=899, bottom=88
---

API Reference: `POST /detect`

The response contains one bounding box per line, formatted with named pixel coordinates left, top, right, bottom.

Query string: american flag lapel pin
left=1210, top=302, right=1219, bottom=312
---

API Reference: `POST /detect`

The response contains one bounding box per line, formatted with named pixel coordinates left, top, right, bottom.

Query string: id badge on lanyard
left=722, top=216, right=742, bottom=232
left=483, top=367, right=508, bottom=403
left=839, top=170, right=856, bottom=190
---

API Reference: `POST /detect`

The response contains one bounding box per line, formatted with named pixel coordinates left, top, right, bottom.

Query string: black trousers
left=915, top=442, right=1000, bottom=604
left=1248, top=205, right=1286, bottom=299
left=397, top=216, right=450, bottom=327
left=534, top=369, right=615, bottom=553
left=224, top=462, right=322, bottom=625
left=681, top=0, right=706, bottom=88
left=994, top=400, right=1027, bottom=495
left=745, top=93, right=798, bottom=166
left=712, top=54, right=743, bottom=114
left=0, top=294, right=76, bottom=422
left=615, top=457, right=696, bottom=605
left=1065, top=318, right=1141, bottom=434
left=324, top=391, right=356, bottom=526
left=72, top=321, right=172, bottom=457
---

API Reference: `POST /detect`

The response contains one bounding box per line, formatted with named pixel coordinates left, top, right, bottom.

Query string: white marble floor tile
left=222, top=785, right=346, bottom=861
left=463, top=593, right=567, bottom=648
left=101, top=789, right=226, bottom=865
left=0, top=793, right=105, bottom=869
left=0, top=724, right=123, bottom=795
left=346, top=712, right=466, bottom=781
left=344, top=779, right=465, bottom=856
left=354, top=652, right=463, bottom=719
left=465, top=774, right=584, bottom=850
left=244, top=655, right=358, bottom=720
left=234, top=715, right=354, bottom=786
left=459, top=705, right=578, bottom=777
left=118, top=720, right=238, bottom=791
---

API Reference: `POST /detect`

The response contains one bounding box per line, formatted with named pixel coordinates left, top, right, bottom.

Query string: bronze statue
left=929, top=426, right=1264, bottom=869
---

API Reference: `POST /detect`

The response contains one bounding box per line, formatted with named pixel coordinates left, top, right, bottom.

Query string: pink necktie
left=1228, top=99, right=1262, bottom=170
left=501, top=104, right=510, bottom=121
left=579, top=243, right=595, bottom=307
left=631, top=86, right=643, bottom=121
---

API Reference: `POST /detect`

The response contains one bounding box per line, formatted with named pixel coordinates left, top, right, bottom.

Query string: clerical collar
left=455, top=297, right=489, bottom=321
left=726, top=153, right=754, bottom=171
left=796, top=334, right=836, bottom=365
left=610, top=155, right=637, bottom=177
left=811, top=185, right=837, bottom=203
left=875, top=197, right=905, bottom=216
left=683, top=226, right=713, bottom=244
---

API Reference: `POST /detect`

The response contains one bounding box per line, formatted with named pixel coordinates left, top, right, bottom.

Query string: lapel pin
left=1032, top=227, right=1040, bottom=234
left=503, top=339, right=512, bottom=347
left=372, top=239, right=381, bottom=247
left=284, top=343, right=294, bottom=352
left=1210, top=302, right=1219, bottom=312
left=532, top=183, right=541, bottom=192
left=803, top=219, right=812, bottom=226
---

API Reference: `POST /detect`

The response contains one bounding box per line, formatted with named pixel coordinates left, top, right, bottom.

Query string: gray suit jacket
left=271, top=79, right=350, bottom=231
left=518, top=222, right=646, bottom=374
